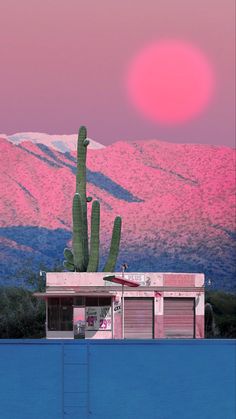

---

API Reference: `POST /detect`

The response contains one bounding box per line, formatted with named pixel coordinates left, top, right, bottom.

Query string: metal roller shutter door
left=124, top=298, right=154, bottom=339
left=164, top=298, right=195, bottom=338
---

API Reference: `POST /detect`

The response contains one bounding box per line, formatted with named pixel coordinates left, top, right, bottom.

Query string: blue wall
left=0, top=340, right=235, bottom=419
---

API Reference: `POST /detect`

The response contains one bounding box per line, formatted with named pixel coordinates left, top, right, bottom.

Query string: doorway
left=124, top=298, right=154, bottom=339
left=163, top=298, right=195, bottom=338
left=73, top=306, right=86, bottom=339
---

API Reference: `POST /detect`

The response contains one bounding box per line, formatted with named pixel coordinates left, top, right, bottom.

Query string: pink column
left=195, top=315, right=205, bottom=338
left=154, top=292, right=164, bottom=338
left=154, top=315, right=164, bottom=338
left=114, top=313, right=122, bottom=339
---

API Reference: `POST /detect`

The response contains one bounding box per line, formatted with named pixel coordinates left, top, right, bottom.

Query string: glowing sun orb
left=125, top=40, right=215, bottom=124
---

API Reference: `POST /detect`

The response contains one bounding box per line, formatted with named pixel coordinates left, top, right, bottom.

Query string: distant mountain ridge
left=0, top=132, right=105, bottom=152
left=0, top=135, right=235, bottom=291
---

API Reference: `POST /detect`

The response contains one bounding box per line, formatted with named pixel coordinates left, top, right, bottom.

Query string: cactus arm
left=83, top=139, right=90, bottom=147
left=76, top=126, right=89, bottom=269
left=63, top=248, right=74, bottom=264
left=87, top=200, right=100, bottom=272
left=63, top=261, right=75, bottom=271
left=103, top=216, right=122, bottom=272
left=72, top=193, right=84, bottom=271
left=63, top=248, right=75, bottom=271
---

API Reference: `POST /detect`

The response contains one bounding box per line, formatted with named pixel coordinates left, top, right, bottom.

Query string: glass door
left=73, top=306, right=86, bottom=339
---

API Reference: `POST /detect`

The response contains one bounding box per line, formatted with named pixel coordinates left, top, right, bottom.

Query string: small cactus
left=205, top=302, right=216, bottom=338
left=63, top=126, right=122, bottom=272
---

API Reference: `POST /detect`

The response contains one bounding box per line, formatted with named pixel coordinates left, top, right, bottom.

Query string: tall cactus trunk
left=72, top=193, right=84, bottom=271
left=76, top=126, right=89, bottom=269
left=87, top=200, right=100, bottom=272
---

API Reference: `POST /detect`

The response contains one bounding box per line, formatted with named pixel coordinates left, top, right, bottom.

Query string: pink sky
left=0, top=0, right=235, bottom=146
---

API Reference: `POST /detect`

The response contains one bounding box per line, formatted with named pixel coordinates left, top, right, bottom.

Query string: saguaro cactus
left=63, top=126, right=122, bottom=272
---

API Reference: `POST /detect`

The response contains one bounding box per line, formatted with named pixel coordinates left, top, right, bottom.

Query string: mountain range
left=0, top=133, right=235, bottom=291
left=0, top=131, right=105, bottom=152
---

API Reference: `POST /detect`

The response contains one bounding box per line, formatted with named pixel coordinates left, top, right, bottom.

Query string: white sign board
left=114, top=301, right=122, bottom=313
left=86, top=306, right=112, bottom=331
left=124, top=274, right=151, bottom=286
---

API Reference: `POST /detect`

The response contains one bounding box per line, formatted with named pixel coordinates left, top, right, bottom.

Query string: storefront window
left=60, top=298, right=73, bottom=331
left=48, top=298, right=73, bottom=331
left=48, top=298, right=60, bottom=331
left=74, top=296, right=85, bottom=306
left=85, top=297, right=112, bottom=331
left=86, top=297, right=99, bottom=307
left=86, top=297, right=111, bottom=306
left=48, top=297, right=112, bottom=331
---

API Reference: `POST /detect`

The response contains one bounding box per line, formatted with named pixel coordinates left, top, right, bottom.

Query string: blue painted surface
left=0, top=341, right=63, bottom=419
left=0, top=340, right=235, bottom=419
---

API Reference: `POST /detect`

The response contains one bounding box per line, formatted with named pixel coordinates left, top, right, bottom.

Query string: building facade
left=34, top=272, right=205, bottom=339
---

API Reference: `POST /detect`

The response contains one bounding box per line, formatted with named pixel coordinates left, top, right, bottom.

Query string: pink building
left=34, top=272, right=205, bottom=339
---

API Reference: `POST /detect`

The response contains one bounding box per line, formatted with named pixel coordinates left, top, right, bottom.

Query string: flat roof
left=34, top=285, right=204, bottom=298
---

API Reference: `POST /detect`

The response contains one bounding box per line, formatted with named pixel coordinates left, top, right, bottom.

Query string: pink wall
left=46, top=272, right=205, bottom=288
left=195, top=315, right=205, bottom=338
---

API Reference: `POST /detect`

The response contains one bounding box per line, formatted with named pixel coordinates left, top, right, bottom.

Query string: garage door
left=124, top=298, right=154, bottom=339
left=164, top=298, right=195, bottom=338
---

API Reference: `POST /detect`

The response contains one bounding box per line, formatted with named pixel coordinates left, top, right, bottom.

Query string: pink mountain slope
left=0, top=136, right=235, bottom=289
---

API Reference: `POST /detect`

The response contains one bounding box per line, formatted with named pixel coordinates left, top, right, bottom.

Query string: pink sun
left=125, top=40, right=215, bottom=124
